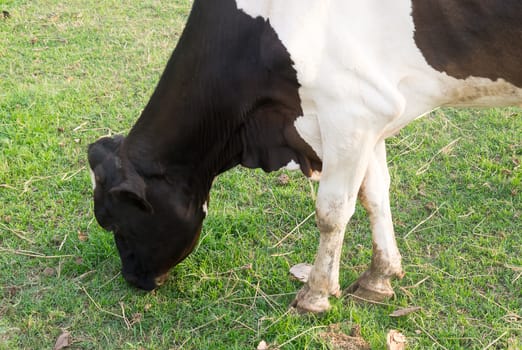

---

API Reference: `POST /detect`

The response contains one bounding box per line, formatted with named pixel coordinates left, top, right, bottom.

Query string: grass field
left=1, top=1, right=521, bottom=349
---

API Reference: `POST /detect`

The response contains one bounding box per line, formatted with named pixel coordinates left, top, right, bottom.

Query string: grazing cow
left=88, top=0, right=522, bottom=313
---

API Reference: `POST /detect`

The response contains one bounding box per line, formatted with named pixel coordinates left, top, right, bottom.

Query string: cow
left=87, top=0, right=522, bottom=313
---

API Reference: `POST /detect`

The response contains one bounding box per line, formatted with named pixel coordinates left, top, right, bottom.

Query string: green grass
left=1, top=1, right=521, bottom=349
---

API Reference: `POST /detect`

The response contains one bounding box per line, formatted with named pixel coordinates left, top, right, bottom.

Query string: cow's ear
left=88, top=135, right=125, bottom=169
left=110, top=180, right=154, bottom=214
left=88, top=143, right=107, bottom=171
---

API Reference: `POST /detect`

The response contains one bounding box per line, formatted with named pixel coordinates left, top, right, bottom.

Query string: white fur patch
left=281, top=159, right=301, bottom=171
left=89, top=168, right=96, bottom=190
left=202, top=201, right=208, bottom=215
left=294, top=114, right=322, bottom=160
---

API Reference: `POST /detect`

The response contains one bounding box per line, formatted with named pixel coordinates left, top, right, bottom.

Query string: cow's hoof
left=291, top=286, right=331, bottom=314
left=344, top=273, right=395, bottom=303
left=345, top=283, right=394, bottom=303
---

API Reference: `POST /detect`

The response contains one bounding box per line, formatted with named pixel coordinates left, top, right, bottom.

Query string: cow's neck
left=123, top=0, right=304, bottom=195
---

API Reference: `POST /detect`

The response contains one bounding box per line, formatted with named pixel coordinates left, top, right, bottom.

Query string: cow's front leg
left=292, top=199, right=348, bottom=313
left=293, top=137, right=374, bottom=313
left=346, top=140, right=404, bottom=301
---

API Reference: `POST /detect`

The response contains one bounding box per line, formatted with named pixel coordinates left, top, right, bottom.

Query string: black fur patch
left=412, top=0, right=522, bottom=87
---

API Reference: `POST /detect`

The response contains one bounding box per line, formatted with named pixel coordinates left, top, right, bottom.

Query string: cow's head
left=87, top=136, right=206, bottom=290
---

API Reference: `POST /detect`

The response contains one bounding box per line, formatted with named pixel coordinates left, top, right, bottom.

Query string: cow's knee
left=315, top=193, right=355, bottom=234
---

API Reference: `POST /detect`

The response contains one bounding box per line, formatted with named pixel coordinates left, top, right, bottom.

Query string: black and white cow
left=88, top=0, right=521, bottom=313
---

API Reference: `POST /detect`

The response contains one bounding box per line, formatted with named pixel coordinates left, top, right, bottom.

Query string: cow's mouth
left=121, top=269, right=156, bottom=291
left=155, top=272, right=169, bottom=286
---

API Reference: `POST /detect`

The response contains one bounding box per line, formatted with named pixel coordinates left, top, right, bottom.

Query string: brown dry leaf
left=501, top=169, right=513, bottom=176
left=241, top=263, right=253, bottom=270
left=319, top=324, right=370, bottom=350
left=389, top=306, right=422, bottom=317
left=386, top=330, right=406, bottom=350
left=77, top=231, right=88, bottom=242
left=257, top=340, right=269, bottom=350
left=130, top=313, right=142, bottom=326
left=54, top=331, right=71, bottom=350
left=289, top=263, right=312, bottom=283
left=277, top=173, right=290, bottom=185
left=6, top=286, right=19, bottom=298
left=43, top=267, right=56, bottom=276
left=424, top=202, right=437, bottom=211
